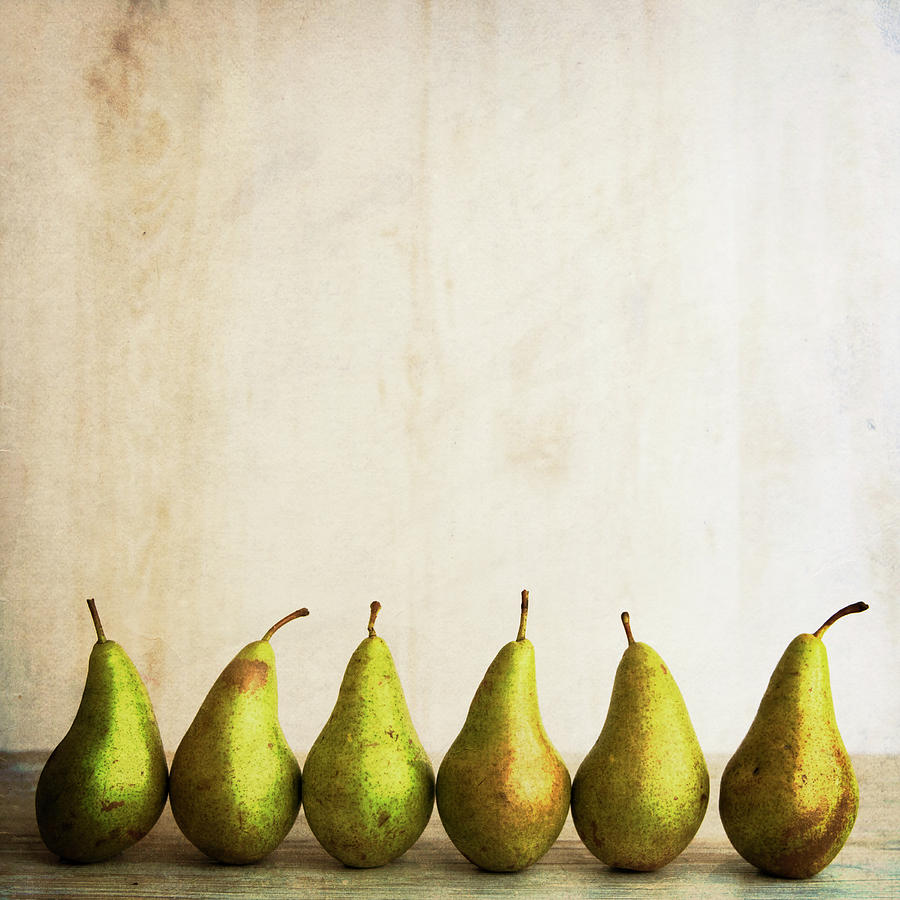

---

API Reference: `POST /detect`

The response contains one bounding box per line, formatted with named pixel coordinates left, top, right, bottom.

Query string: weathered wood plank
left=2, top=753, right=897, bottom=898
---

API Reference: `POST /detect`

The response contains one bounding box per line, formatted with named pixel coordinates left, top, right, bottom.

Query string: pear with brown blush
left=719, top=602, right=868, bottom=878
left=436, top=590, right=570, bottom=871
left=169, top=609, right=307, bottom=864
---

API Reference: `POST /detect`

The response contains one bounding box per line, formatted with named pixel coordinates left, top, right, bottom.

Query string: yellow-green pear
left=570, top=611, right=709, bottom=871
left=436, top=590, right=571, bottom=872
left=168, top=608, right=307, bottom=864
left=35, top=599, right=168, bottom=862
left=719, top=602, right=868, bottom=878
left=301, top=602, right=434, bottom=868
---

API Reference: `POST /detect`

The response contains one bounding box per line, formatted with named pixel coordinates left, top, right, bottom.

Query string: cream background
left=1, top=1, right=898, bottom=760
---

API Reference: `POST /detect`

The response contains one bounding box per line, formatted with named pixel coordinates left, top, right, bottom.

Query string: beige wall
left=2, top=0, right=898, bottom=758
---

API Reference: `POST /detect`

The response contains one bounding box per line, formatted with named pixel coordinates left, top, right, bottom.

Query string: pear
left=301, top=602, right=434, bottom=868
left=168, top=608, right=307, bottom=864
left=719, top=601, right=868, bottom=878
left=570, top=611, right=709, bottom=871
left=35, top=599, right=168, bottom=862
left=436, top=590, right=571, bottom=872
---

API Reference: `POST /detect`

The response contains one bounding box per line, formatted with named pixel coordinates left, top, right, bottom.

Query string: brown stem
left=86, top=598, right=106, bottom=643
left=262, top=608, right=309, bottom=641
left=813, top=602, right=869, bottom=639
left=368, top=601, right=382, bottom=637
left=621, top=611, right=635, bottom=645
left=516, top=589, right=529, bottom=641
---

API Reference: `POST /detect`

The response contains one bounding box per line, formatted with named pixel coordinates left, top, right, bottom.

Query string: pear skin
left=168, top=609, right=307, bottom=864
left=571, top=612, right=709, bottom=871
left=719, top=602, right=868, bottom=879
left=302, top=602, right=434, bottom=868
left=35, top=599, right=168, bottom=863
left=436, top=590, right=571, bottom=872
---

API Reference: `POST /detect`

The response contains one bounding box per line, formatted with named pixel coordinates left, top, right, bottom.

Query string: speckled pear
left=436, top=590, right=571, bottom=872
left=35, top=599, right=168, bottom=862
left=301, top=602, right=434, bottom=868
left=570, top=611, right=709, bottom=871
left=168, top=608, right=307, bottom=864
left=719, top=602, right=868, bottom=878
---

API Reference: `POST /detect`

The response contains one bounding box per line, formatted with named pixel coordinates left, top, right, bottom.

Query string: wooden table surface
left=1, top=753, right=897, bottom=899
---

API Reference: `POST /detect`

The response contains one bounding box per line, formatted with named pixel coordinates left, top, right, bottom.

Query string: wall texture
left=2, top=0, right=898, bottom=758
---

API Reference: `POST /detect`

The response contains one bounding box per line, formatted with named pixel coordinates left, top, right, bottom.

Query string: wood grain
left=2, top=753, right=897, bottom=898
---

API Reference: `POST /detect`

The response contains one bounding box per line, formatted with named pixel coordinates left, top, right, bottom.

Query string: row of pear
left=35, top=592, right=868, bottom=879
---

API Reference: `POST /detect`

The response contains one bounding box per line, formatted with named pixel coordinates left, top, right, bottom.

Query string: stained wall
left=2, top=0, right=898, bottom=756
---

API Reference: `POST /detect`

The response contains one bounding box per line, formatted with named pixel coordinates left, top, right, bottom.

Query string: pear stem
left=368, top=601, right=382, bottom=637
left=621, top=611, right=635, bottom=645
left=262, top=607, right=309, bottom=641
left=813, top=601, right=869, bottom=639
left=516, top=589, right=529, bottom=641
left=86, top=598, right=106, bottom=643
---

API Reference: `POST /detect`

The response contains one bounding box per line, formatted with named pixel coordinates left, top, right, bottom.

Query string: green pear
left=168, top=608, right=307, bottom=864
left=719, top=602, right=868, bottom=878
left=570, top=611, right=709, bottom=871
left=436, top=590, right=571, bottom=872
left=35, top=599, right=168, bottom=862
left=301, top=602, right=434, bottom=868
